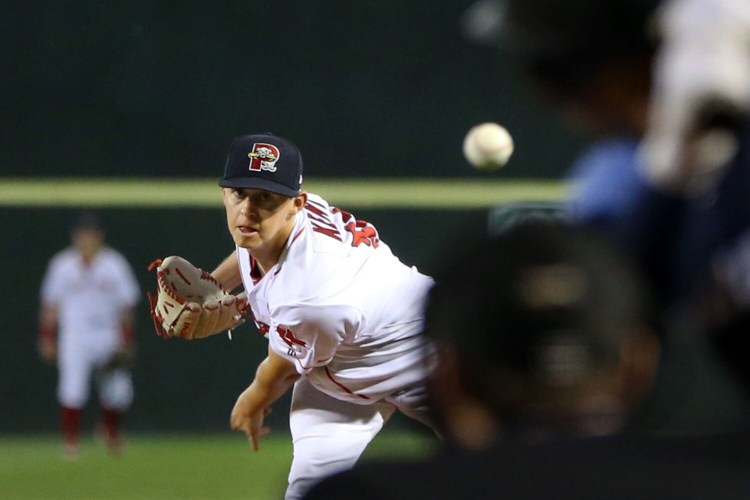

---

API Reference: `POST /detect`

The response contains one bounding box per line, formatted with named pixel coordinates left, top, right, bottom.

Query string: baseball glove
left=103, top=346, right=135, bottom=371
left=147, top=256, right=249, bottom=340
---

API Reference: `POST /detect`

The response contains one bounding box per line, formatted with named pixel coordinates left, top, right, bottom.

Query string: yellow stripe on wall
left=0, top=178, right=569, bottom=209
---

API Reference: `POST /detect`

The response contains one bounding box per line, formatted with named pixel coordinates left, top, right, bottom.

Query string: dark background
left=2, top=0, right=584, bottom=180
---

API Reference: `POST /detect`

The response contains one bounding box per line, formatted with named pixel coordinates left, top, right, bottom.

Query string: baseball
left=463, top=122, right=514, bottom=170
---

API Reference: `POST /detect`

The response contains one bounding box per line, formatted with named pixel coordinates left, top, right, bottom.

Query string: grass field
left=0, top=431, right=436, bottom=499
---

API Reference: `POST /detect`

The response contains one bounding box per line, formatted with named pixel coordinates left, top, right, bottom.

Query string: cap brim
left=218, top=177, right=300, bottom=197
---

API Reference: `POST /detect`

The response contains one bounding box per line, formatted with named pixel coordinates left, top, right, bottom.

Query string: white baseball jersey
left=41, top=246, right=140, bottom=409
left=41, top=246, right=140, bottom=342
left=237, top=193, right=435, bottom=405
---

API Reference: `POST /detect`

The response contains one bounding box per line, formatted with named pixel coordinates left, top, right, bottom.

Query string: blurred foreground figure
left=421, top=223, right=660, bottom=450
left=500, top=0, right=750, bottom=431
left=38, top=213, right=140, bottom=459
left=303, top=223, right=750, bottom=499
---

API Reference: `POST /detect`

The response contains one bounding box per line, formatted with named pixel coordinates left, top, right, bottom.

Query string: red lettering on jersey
left=332, top=208, right=381, bottom=248
left=345, top=220, right=380, bottom=248
left=255, top=321, right=270, bottom=336
left=305, top=199, right=334, bottom=223
left=305, top=197, right=328, bottom=214
left=311, top=221, right=343, bottom=241
left=247, top=308, right=270, bottom=337
left=305, top=199, right=380, bottom=247
left=277, top=325, right=307, bottom=348
left=306, top=199, right=344, bottom=242
left=308, top=212, right=338, bottom=231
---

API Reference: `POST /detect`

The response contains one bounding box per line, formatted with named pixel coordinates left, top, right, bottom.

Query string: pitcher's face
left=222, top=187, right=305, bottom=265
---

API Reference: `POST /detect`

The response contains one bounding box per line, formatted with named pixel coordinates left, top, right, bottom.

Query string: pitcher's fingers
left=250, top=425, right=271, bottom=451
left=229, top=413, right=243, bottom=430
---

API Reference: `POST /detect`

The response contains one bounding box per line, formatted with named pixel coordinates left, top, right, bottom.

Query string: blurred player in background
left=303, top=222, right=746, bottom=499
left=38, top=212, right=140, bottom=459
left=155, top=133, right=437, bottom=499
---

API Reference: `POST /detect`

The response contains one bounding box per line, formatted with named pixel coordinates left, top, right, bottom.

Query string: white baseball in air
left=462, top=122, right=514, bottom=170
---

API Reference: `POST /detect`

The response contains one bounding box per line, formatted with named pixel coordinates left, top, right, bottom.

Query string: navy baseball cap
left=219, top=133, right=304, bottom=197
left=72, top=211, right=103, bottom=232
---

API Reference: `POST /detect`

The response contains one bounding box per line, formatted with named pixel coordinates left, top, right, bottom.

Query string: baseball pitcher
left=149, top=134, right=437, bottom=499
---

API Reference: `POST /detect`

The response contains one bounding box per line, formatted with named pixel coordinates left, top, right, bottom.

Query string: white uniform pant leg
left=286, top=377, right=395, bottom=500
left=57, top=336, right=94, bottom=409
left=95, top=368, right=133, bottom=411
